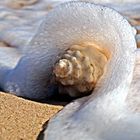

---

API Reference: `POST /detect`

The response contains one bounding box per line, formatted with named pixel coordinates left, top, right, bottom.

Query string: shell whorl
left=53, top=44, right=108, bottom=97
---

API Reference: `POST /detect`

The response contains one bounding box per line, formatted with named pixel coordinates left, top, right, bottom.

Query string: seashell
left=53, top=43, right=108, bottom=97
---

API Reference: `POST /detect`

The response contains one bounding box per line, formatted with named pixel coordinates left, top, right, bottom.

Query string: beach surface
left=0, top=92, right=62, bottom=140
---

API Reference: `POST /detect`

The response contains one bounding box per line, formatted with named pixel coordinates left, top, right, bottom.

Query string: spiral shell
left=53, top=43, right=108, bottom=97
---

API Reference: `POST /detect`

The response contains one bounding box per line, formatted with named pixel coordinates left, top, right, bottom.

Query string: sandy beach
left=0, top=92, right=62, bottom=140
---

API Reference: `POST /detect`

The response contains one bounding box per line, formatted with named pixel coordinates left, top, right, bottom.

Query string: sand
left=0, top=92, right=63, bottom=140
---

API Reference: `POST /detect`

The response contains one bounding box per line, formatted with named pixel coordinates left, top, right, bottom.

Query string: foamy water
left=0, top=0, right=140, bottom=52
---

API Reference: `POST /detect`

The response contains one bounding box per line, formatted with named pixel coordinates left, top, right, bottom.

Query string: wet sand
left=0, top=92, right=62, bottom=140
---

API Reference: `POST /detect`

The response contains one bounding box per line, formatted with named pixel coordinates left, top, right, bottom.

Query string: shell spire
left=53, top=44, right=108, bottom=97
